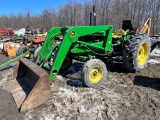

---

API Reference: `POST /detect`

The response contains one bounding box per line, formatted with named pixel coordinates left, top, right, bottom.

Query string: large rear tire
left=81, top=59, right=107, bottom=88
left=122, top=33, right=151, bottom=72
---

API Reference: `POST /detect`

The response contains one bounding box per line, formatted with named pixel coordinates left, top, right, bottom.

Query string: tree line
left=0, top=0, right=159, bottom=35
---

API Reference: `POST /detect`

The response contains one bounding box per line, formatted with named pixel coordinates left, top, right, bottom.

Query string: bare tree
left=0, top=0, right=159, bottom=34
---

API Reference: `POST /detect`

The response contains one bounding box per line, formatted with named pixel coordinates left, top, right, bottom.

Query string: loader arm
left=36, top=27, right=62, bottom=63
left=37, top=26, right=113, bottom=80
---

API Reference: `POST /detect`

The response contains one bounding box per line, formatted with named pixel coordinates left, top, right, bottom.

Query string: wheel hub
left=89, top=66, right=103, bottom=83
left=22, top=48, right=30, bottom=57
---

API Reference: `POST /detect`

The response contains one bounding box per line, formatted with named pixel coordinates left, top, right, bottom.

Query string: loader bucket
left=8, top=58, right=51, bottom=112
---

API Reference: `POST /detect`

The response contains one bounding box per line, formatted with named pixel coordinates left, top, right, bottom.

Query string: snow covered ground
left=148, top=48, right=160, bottom=64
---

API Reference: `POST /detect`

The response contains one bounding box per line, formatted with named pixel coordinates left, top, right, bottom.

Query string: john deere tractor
left=0, top=7, right=151, bottom=112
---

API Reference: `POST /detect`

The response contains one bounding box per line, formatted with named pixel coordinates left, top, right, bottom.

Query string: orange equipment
left=3, top=42, right=21, bottom=57
left=140, top=18, right=152, bottom=35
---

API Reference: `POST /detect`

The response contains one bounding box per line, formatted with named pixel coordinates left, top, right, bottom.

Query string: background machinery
left=0, top=27, right=14, bottom=37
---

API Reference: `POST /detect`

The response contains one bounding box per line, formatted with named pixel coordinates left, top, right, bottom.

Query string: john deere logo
left=70, top=31, right=76, bottom=36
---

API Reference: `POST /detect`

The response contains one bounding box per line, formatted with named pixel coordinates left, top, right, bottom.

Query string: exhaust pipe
left=90, top=5, right=96, bottom=26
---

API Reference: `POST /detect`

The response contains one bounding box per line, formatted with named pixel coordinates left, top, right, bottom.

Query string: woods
left=0, top=0, right=159, bottom=35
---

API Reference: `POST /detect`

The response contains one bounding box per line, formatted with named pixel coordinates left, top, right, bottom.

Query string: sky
left=0, top=0, right=68, bottom=15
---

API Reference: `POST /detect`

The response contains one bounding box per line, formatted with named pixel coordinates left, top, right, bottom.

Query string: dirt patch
left=0, top=69, right=24, bottom=119
left=0, top=54, right=160, bottom=120
left=0, top=89, right=23, bottom=120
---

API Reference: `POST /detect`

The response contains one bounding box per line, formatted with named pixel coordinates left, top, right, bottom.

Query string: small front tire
left=81, top=59, right=107, bottom=88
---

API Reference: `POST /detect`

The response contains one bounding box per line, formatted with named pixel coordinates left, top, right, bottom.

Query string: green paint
left=0, top=51, right=29, bottom=69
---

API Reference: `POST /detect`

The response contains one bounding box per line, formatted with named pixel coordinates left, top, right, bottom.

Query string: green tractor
left=34, top=24, right=151, bottom=86
left=0, top=8, right=151, bottom=112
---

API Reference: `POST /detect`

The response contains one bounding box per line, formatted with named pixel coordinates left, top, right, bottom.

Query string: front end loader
left=3, top=25, right=114, bottom=112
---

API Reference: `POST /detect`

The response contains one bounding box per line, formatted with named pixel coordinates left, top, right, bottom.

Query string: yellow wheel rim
left=89, top=66, right=103, bottom=83
left=138, top=43, right=148, bottom=66
left=22, top=49, right=30, bottom=57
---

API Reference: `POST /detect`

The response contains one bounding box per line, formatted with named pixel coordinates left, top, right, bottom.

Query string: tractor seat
left=112, top=29, right=126, bottom=38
